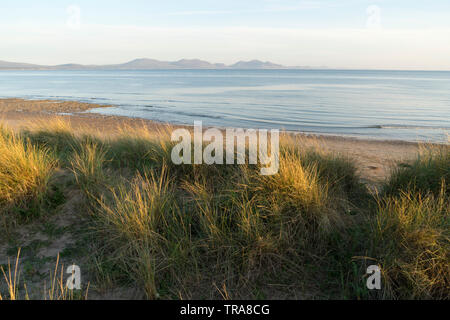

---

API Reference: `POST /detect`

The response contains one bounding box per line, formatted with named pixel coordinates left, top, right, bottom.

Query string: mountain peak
left=231, top=60, right=284, bottom=69
left=0, top=58, right=299, bottom=70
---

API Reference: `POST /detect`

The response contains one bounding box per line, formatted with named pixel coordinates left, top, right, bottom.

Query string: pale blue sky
left=1, top=1, right=450, bottom=69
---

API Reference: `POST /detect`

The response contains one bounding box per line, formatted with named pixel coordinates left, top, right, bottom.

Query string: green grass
left=334, top=145, right=449, bottom=300
left=384, top=144, right=450, bottom=197
left=1, top=119, right=448, bottom=300
left=369, top=146, right=449, bottom=299
left=74, top=133, right=369, bottom=299
left=0, top=125, right=57, bottom=229
left=371, top=189, right=449, bottom=299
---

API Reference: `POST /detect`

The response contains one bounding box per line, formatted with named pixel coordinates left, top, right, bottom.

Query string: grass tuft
left=371, top=187, right=449, bottom=299
left=384, top=144, right=449, bottom=197
left=0, top=125, right=56, bottom=226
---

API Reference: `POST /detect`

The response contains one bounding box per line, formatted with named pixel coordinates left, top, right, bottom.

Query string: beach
left=1, top=98, right=422, bottom=184
left=2, top=0, right=449, bottom=303
left=0, top=97, right=448, bottom=300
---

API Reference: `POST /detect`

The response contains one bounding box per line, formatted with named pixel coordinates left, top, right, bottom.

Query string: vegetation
left=0, top=125, right=56, bottom=230
left=0, top=120, right=448, bottom=300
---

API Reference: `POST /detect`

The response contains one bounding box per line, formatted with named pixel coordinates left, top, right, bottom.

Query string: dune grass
left=0, top=119, right=448, bottom=300
left=68, top=127, right=370, bottom=299
left=384, top=144, right=450, bottom=197
left=371, top=189, right=449, bottom=299
left=0, top=125, right=56, bottom=229
left=373, top=145, right=449, bottom=299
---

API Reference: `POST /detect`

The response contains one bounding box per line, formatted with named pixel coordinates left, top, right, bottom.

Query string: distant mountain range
left=0, top=58, right=325, bottom=70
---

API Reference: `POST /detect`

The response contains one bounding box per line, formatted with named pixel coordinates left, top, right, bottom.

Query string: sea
left=0, top=69, right=449, bottom=143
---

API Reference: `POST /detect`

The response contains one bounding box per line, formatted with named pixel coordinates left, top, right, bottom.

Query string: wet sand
left=0, top=98, right=424, bottom=184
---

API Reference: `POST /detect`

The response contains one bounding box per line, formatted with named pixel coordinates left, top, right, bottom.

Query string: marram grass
left=0, top=119, right=448, bottom=300
left=0, top=125, right=56, bottom=226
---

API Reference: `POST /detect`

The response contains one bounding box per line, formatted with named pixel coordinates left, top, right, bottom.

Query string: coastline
left=1, top=99, right=447, bottom=300
left=0, top=98, right=426, bottom=183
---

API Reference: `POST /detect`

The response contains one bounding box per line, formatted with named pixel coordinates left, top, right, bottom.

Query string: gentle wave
left=2, top=69, right=450, bottom=143
left=366, top=125, right=450, bottom=130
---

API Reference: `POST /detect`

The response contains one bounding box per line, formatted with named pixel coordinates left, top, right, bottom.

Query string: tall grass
left=70, top=141, right=108, bottom=198
left=23, top=118, right=80, bottom=163
left=1, top=118, right=448, bottom=300
left=338, top=144, right=450, bottom=300
left=21, top=121, right=368, bottom=298
left=94, top=167, right=193, bottom=299
left=384, top=144, right=449, bottom=197
left=77, top=136, right=364, bottom=298
left=371, top=187, right=449, bottom=299
left=0, top=125, right=56, bottom=226
left=367, top=145, right=450, bottom=299
left=105, top=125, right=175, bottom=172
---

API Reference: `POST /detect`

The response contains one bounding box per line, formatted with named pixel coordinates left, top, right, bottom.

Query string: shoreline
left=2, top=98, right=447, bottom=301
left=0, top=97, right=436, bottom=145
left=0, top=98, right=430, bottom=183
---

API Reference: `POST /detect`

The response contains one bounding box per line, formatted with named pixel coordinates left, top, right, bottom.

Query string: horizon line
left=1, top=58, right=450, bottom=72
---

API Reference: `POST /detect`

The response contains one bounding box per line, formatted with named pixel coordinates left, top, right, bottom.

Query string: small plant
left=45, top=254, right=89, bottom=300
left=0, top=249, right=22, bottom=300
left=0, top=249, right=89, bottom=300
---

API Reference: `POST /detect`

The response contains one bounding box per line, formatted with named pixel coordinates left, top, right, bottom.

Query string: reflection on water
left=0, top=69, right=449, bottom=142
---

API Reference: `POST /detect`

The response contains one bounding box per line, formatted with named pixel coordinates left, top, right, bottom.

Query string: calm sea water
left=0, top=69, right=449, bottom=142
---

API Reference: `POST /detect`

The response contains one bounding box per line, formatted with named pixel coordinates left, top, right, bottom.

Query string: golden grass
left=373, top=187, right=449, bottom=299
left=0, top=125, right=56, bottom=225
left=93, top=167, right=182, bottom=299
left=385, top=142, right=450, bottom=197
left=0, top=117, right=448, bottom=300
left=0, top=249, right=22, bottom=300
left=70, top=141, right=108, bottom=196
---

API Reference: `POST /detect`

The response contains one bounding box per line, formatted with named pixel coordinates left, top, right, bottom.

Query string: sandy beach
left=2, top=0, right=449, bottom=303
left=0, top=98, right=448, bottom=300
left=0, top=98, right=423, bottom=185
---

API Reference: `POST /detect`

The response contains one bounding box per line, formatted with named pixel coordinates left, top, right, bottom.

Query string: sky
left=1, top=0, right=450, bottom=69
